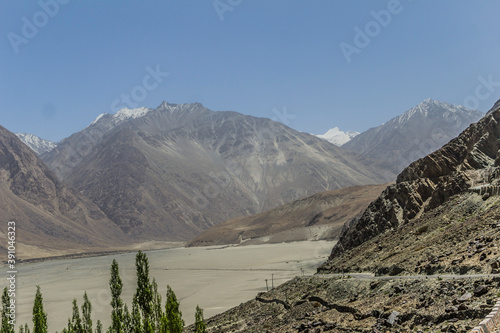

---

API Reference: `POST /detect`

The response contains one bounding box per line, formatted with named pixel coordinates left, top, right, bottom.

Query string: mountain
left=318, top=99, right=500, bottom=276
left=342, top=99, right=483, bottom=173
left=15, top=133, right=57, bottom=155
left=0, top=125, right=127, bottom=259
left=41, top=102, right=392, bottom=241
left=315, top=127, right=359, bottom=146
left=189, top=100, right=500, bottom=333
left=187, top=184, right=387, bottom=247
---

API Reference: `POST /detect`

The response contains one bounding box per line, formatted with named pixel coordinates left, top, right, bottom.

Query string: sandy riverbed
left=0, top=240, right=334, bottom=331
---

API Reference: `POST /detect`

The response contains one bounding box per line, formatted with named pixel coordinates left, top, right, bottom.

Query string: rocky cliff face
left=327, top=100, right=500, bottom=260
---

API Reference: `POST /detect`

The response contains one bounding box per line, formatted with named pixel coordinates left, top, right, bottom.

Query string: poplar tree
left=32, top=286, right=47, bottom=333
left=81, top=292, right=92, bottom=333
left=109, top=259, right=123, bottom=333
left=1, top=287, right=15, bottom=333
left=70, top=299, right=82, bottom=333
left=133, top=251, right=153, bottom=332
left=194, top=305, right=206, bottom=333
left=164, top=286, right=184, bottom=333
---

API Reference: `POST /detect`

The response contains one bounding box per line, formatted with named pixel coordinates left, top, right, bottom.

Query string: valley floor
left=0, top=241, right=332, bottom=331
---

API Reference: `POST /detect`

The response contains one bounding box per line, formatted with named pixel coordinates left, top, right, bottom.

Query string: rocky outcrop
left=327, top=102, right=500, bottom=260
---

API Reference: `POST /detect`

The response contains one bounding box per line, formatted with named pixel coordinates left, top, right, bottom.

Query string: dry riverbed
left=0, top=241, right=333, bottom=331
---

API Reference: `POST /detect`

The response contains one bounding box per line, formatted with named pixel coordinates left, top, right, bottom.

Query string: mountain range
left=40, top=102, right=390, bottom=240
left=190, top=98, right=500, bottom=333
left=2, top=98, right=485, bottom=247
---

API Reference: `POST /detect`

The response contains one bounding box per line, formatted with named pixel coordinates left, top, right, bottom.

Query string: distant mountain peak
left=15, top=133, right=57, bottom=155
left=315, top=127, right=359, bottom=146
left=342, top=99, right=484, bottom=173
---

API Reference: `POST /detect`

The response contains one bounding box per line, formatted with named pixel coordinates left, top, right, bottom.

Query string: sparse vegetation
left=11, top=252, right=205, bottom=333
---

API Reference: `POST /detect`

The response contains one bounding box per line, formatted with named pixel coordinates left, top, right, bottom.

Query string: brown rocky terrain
left=0, top=124, right=129, bottom=259
left=42, top=102, right=392, bottom=241
left=325, top=101, right=500, bottom=263
left=187, top=184, right=388, bottom=247
left=186, top=275, right=499, bottom=332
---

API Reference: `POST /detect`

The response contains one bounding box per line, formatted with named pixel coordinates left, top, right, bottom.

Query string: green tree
left=121, top=304, right=132, bottom=333
left=95, top=320, right=102, bottom=333
left=81, top=292, right=92, bottom=333
left=194, top=305, right=206, bottom=333
left=164, top=286, right=184, bottom=333
left=109, top=259, right=123, bottom=333
left=19, top=323, right=30, bottom=333
left=151, top=279, right=163, bottom=330
left=1, top=287, right=15, bottom=333
left=70, top=299, right=82, bottom=333
left=131, top=301, right=142, bottom=333
left=32, top=286, right=47, bottom=333
left=133, top=251, right=153, bottom=332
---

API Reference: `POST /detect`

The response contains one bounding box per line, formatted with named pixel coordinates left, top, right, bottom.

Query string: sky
left=1, top=1, right=500, bottom=142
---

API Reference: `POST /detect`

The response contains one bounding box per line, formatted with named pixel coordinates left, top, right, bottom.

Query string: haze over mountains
left=40, top=102, right=390, bottom=240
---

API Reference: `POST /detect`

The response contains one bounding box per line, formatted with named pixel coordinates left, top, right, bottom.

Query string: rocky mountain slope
left=318, top=99, right=500, bottom=276
left=185, top=100, right=500, bottom=333
left=187, top=184, right=387, bottom=247
left=42, top=102, right=391, bottom=240
left=342, top=99, right=483, bottom=173
left=15, top=133, right=57, bottom=155
left=0, top=125, right=127, bottom=259
left=186, top=274, right=497, bottom=332
left=315, top=127, right=359, bottom=146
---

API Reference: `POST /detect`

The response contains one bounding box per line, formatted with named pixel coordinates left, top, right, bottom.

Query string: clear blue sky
left=1, top=1, right=499, bottom=142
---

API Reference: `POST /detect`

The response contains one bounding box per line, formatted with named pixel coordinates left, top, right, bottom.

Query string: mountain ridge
left=41, top=102, right=392, bottom=240
left=342, top=99, right=483, bottom=173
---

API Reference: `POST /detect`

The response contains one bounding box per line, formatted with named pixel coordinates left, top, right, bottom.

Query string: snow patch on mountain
left=89, top=107, right=152, bottom=127
left=114, top=107, right=151, bottom=121
left=15, top=133, right=57, bottom=155
left=316, top=127, right=359, bottom=146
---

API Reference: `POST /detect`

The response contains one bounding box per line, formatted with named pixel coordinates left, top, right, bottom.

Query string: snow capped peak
left=88, top=107, right=152, bottom=128
left=114, top=107, right=151, bottom=121
left=90, top=113, right=107, bottom=126
left=15, top=133, right=57, bottom=155
left=315, top=127, right=359, bottom=146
